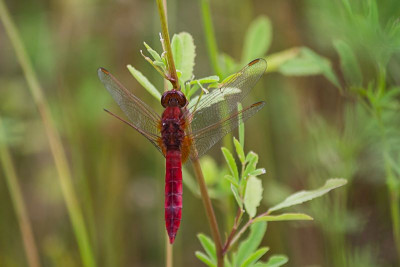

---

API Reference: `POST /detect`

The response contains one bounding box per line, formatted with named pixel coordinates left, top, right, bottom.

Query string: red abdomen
left=165, top=149, right=182, bottom=244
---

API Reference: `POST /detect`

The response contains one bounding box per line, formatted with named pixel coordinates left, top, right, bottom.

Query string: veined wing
left=187, top=58, right=267, bottom=134
left=98, top=68, right=163, bottom=154
left=188, top=101, right=265, bottom=159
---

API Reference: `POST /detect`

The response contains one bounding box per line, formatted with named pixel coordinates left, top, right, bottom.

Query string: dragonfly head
left=161, top=90, right=187, bottom=108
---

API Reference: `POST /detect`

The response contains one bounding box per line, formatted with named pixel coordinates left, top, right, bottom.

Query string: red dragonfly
left=98, top=58, right=267, bottom=243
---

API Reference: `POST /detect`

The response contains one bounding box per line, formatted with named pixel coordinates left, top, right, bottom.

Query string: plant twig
left=192, top=158, right=224, bottom=267
left=222, top=208, right=243, bottom=254
left=156, top=0, right=180, bottom=90
left=0, top=117, right=41, bottom=267
left=0, top=1, right=95, bottom=266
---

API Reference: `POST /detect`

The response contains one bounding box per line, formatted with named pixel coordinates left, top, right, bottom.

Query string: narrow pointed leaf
left=268, top=178, right=347, bottom=213
left=195, top=251, right=216, bottom=267
left=253, top=213, right=313, bottom=223
left=127, top=65, right=161, bottom=100
left=241, top=247, right=270, bottom=267
left=222, top=147, right=239, bottom=182
left=197, top=233, right=216, bottom=262
left=235, top=221, right=267, bottom=267
left=234, top=137, right=245, bottom=164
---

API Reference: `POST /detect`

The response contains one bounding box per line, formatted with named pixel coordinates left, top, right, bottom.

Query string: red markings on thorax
left=161, top=106, right=185, bottom=151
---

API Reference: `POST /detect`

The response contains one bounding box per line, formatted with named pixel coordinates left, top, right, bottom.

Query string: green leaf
left=222, top=147, right=239, bottom=182
left=248, top=168, right=266, bottom=177
left=143, top=42, right=163, bottom=63
left=195, top=251, right=216, bottom=267
left=231, top=183, right=243, bottom=210
left=268, top=178, right=347, bottom=213
left=234, top=137, right=245, bottom=164
left=190, top=75, right=220, bottom=85
left=197, top=233, right=216, bottom=263
left=243, top=152, right=258, bottom=179
left=127, top=65, right=161, bottom=100
left=259, top=255, right=288, bottom=267
left=171, top=32, right=196, bottom=81
left=334, top=40, right=363, bottom=86
left=234, top=222, right=267, bottom=267
left=241, top=247, right=270, bottom=267
left=244, top=176, right=263, bottom=218
left=253, top=213, right=313, bottom=223
left=242, top=16, right=272, bottom=63
left=279, top=48, right=340, bottom=88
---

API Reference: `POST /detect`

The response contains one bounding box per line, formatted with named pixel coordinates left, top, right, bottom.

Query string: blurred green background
left=1, top=0, right=400, bottom=266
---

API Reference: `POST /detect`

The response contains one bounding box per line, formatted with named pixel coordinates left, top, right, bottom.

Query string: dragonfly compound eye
left=161, top=90, right=187, bottom=108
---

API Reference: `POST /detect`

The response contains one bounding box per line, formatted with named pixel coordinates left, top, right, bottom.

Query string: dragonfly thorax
left=161, top=107, right=185, bottom=150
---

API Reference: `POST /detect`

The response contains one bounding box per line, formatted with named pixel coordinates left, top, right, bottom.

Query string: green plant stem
left=0, top=118, right=41, bottom=267
left=156, top=0, right=180, bottom=90
left=0, top=2, right=95, bottom=267
left=200, top=0, right=222, bottom=77
left=192, top=158, right=223, bottom=267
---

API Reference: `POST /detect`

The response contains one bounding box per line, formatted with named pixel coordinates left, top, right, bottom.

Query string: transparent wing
left=187, top=58, right=267, bottom=134
left=98, top=68, right=163, bottom=153
left=188, top=101, right=265, bottom=159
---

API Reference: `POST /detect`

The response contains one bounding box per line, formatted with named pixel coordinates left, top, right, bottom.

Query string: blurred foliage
left=0, top=0, right=400, bottom=267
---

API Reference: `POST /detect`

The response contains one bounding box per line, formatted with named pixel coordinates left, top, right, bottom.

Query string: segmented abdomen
left=165, top=149, right=182, bottom=244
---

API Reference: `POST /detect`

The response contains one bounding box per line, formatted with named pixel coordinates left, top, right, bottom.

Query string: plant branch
left=0, top=117, right=41, bottom=267
left=156, top=0, right=180, bottom=90
left=222, top=208, right=243, bottom=255
left=192, top=158, right=224, bottom=267
left=0, top=1, right=95, bottom=266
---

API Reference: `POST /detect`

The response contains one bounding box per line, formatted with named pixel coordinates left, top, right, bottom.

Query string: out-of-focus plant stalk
left=165, top=232, right=173, bottom=267
left=192, top=159, right=224, bottom=267
left=156, top=0, right=180, bottom=90
left=0, top=1, right=95, bottom=267
left=265, top=47, right=300, bottom=73
left=0, top=117, right=41, bottom=267
left=200, top=0, right=222, bottom=77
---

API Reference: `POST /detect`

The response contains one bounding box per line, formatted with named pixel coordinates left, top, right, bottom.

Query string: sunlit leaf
left=171, top=32, right=196, bottom=81
left=244, top=176, right=263, bottom=218
left=127, top=65, right=161, bottom=100
left=248, top=168, right=266, bottom=177
left=143, top=42, right=163, bottom=63
left=268, top=178, right=347, bottom=213
left=242, top=16, right=272, bottom=63
left=243, top=152, right=258, bottom=179
left=222, top=147, right=239, bottom=182
left=253, top=213, right=313, bottom=223
left=234, top=137, right=245, bottom=164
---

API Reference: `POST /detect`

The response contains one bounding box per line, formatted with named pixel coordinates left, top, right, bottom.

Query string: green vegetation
left=0, top=0, right=399, bottom=266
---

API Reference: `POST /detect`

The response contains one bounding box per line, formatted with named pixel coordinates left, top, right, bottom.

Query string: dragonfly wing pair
left=98, top=58, right=267, bottom=158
